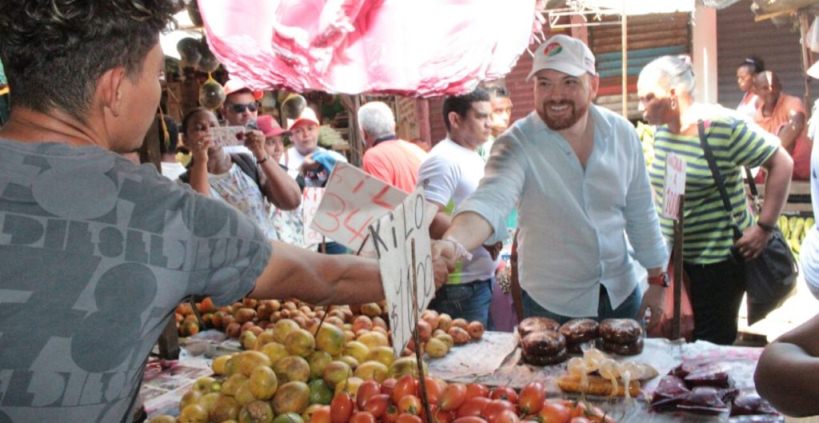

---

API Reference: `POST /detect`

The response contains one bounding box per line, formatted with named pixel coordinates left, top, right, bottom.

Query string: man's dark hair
left=486, top=85, right=509, bottom=99
left=442, top=87, right=490, bottom=133
left=0, top=1, right=177, bottom=123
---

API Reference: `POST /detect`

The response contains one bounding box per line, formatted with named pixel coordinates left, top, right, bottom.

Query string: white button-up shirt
left=458, top=106, right=668, bottom=317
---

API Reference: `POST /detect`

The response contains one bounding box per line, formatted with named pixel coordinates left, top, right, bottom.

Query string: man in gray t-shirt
left=0, top=2, right=450, bottom=421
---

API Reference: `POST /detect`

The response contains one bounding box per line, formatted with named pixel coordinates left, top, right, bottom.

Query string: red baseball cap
left=257, top=115, right=289, bottom=137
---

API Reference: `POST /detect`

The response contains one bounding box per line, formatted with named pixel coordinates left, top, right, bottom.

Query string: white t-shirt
left=208, top=164, right=278, bottom=241
left=418, top=138, right=496, bottom=283
left=161, top=161, right=187, bottom=181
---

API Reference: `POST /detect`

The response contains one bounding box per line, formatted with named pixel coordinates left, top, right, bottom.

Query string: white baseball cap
left=527, top=34, right=596, bottom=80
left=287, top=107, right=320, bottom=130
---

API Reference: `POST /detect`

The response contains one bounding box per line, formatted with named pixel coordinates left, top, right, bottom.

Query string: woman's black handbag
left=697, top=120, right=797, bottom=324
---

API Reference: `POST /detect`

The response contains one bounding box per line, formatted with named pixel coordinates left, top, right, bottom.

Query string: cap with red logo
left=527, top=34, right=596, bottom=80
left=223, top=78, right=264, bottom=100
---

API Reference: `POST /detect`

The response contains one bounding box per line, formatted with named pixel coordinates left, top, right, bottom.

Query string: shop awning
left=196, top=0, right=541, bottom=97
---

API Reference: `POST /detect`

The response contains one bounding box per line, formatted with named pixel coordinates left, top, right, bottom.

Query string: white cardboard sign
left=302, top=187, right=326, bottom=246
left=662, top=153, right=687, bottom=219
left=368, top=187, right=434, bottom=356
left=310, top=162, right=408, bottom=252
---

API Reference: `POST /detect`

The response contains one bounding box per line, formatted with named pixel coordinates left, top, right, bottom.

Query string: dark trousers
left=684, top=258, right=746, bottom=345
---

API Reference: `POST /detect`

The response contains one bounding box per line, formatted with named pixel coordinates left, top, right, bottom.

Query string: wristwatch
left=648, top=272, right=670, bottom=287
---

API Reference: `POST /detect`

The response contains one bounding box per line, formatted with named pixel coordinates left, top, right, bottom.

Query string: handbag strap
left=696, top=120, right=744, bottom=240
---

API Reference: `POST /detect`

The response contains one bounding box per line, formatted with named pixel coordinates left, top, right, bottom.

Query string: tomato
left=457, top=397, right=491, bottom=418
left=452, top=417, right=488, bottom=423
left=311, top=405, right=331, bottom=423
left=433, top=407, right=457, bottom=423
left=356, top=380, right=382, bottom=409
left=537, top=401, right=571, bottom=423
left=384, top=405, right=400, bottom=423
left=568, top=402, right=586, bottom=419
left=398, top=395, right=422, bottom=416
left=397, top=413, right=423, bottom=423
left=489, top=387, right=518, bottom=404
left=349, top=411, right=376, bottom=423
left=330, top=392, right=354, bottom=423
left=362, top=394, right=390, bottom=418
left=381, top=378, right=397, bottom=396
left=464, top=384, right=489, bottom=401
left=481, top=400, right=515, bottom=423
left=569, top=418, right=591, bottom=423
left=492, top=409, right=520, bottom=423
left=517, top=382, right=546, bottom=415
left=392, top=375, right=418, bottom=403
left=439, top=383, right=467, bottom=411
left=422, top=377, right=445, bottom=405
left=584, top=406, right=615, bottom=423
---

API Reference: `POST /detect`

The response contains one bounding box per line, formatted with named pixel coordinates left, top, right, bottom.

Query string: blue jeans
left=428, top=278, right=492, bottom=327
left=521, top=285, right=641, bottom=324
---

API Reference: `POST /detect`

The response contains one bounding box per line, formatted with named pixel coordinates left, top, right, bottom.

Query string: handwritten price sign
left=310, top=163, right=408, bottom=252
left=662, top=153, right=687, bottom=219
left=369, top=188, right=434, bottom=356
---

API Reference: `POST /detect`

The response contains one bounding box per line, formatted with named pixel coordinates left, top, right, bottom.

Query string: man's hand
left=431, top=239, right=456, bottom=289
left=638, top=284, right=667, bottom=331
left=244, top=129, right=266, bottom=161
left=300, top=154, right=322, bottom=173
left=735, top=224, right=771, bottom=260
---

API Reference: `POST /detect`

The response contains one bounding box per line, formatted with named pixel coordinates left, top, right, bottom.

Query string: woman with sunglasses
left=179, top=108, right=301, bottom=241
left=637, top=55, right=792, bottom=345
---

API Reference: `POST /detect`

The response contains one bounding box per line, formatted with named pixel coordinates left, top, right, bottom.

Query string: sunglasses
left=229, top=103, right=258, bottom=113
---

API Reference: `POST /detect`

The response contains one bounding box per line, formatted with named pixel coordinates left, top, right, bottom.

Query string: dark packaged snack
left=677, top=386, right=730, bottom=415
left=518, top=317, right=560, bottom=338
left=597, top=337, right=644, bottom=356
left=520, top=330, right=568, bottom=366
left=599, top=318, right=642, bottom=344
left=684, top=363, right=731, bottom=389
left=559, top=318, right=599, bottom=344
left=731, top=393, right=778, bottom=416
left=650, top=375, right=690, bottom=412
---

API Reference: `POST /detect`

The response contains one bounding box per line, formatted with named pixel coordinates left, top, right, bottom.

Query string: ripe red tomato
left=331, top=392, right=354, bottom=423
left=439, top=383, right=468, bottom=411
left=383, top=405, right=400, bottom=423
left=311, top=405, right=331, bottom=423
left=481, top=400, right=515, bottom=423
left=492, top=409, right=520, bottom=423
left=452, top=417, right=488, bottom=423
left=537, top=401, right=571, bottom=423
left=363, top=394, right=390, bottom=418
left=422, top=377, right=445, bottom=405
left=433, top=407, right=457, bottom=423
left=398, top=395, right=422, bottom=416
left=568, top=402, right=587, bottom=419
left=392, top=375, right=419, bottom=403
left=517, top=382, right=546, bottom=415
left=569, top=418, right=591, bottom=423
left=381, top=378, right=397, bottom=396
left=489, top=387, right=518, bottom=404
left=457, top=397, right=491, bottom=418
left=349, top=411, right=376, bottom=423
left=357, top=380, right=382, bottom=409
left=397, top=413, right=424, bottom=423
left=464, top=384, right=489, bottom=401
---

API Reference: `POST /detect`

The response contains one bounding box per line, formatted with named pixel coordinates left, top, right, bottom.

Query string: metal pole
left=672, top=196, right=685, bottom=340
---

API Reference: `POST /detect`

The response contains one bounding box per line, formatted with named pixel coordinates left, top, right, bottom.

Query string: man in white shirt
left=418, top=88, right=496, bottom=326
left=437, top=35, right=669, bottom=328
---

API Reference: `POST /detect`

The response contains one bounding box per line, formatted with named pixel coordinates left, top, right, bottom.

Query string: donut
left=599, top=318, right=642, bottom=344
left=559, top=318, right=600, bottom=344
left=520, top=330, right=568, bottom=365
left=517, top=317, right=560, bottom=338
left=597, top=337, right=644, bottom=356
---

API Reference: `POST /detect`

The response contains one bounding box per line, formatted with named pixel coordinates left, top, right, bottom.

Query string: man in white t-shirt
left=417, top=88, right=496, bottom=326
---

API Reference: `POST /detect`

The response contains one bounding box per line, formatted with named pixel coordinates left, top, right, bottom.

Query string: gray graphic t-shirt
left=0, top=140, right=272, bottom=422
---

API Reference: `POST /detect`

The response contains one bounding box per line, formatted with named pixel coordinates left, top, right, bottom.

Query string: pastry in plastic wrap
left=559, top=318, right=599, bottom=354
left=596, top=337, right=644, bottom=356
left=599, top=318, right=642, bottom=344
left=517, top=317, right=560, bottom=338
left=520, top=330, right=568, bottom=366
left=730, top=392, right=778, bottom=416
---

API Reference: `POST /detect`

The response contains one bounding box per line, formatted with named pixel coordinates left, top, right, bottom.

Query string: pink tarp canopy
left=197, top=0, right=541, bottom=96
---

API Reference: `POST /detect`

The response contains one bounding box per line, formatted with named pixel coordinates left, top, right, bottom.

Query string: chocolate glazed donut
left=520, top=330, right=568, bottom=365
left=559, top=318, right=600, bottom=344
left=597, top=337, right=644, bottom=356
left=517, top=317, right=561, bottom=338
left=599, top=318, right=642, bottom=344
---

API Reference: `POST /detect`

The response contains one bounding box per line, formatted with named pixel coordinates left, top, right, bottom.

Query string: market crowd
left=3, top=0, right=819, bottom=421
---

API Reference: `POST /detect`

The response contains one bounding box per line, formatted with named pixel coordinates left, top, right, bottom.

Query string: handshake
left=431, top=238, right=502, bottom=290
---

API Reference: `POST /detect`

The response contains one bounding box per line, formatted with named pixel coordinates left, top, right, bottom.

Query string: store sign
left=662, top=153, right=687, bottom=219
left=303, top=187, right=326, bottom=246
left=310, top=163, right=407, bottom=252
left=368, top=187, right=434, bottom=356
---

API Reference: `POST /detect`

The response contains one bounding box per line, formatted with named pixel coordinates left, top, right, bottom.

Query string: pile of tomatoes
left=311, top=375, right=615, bottom=423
